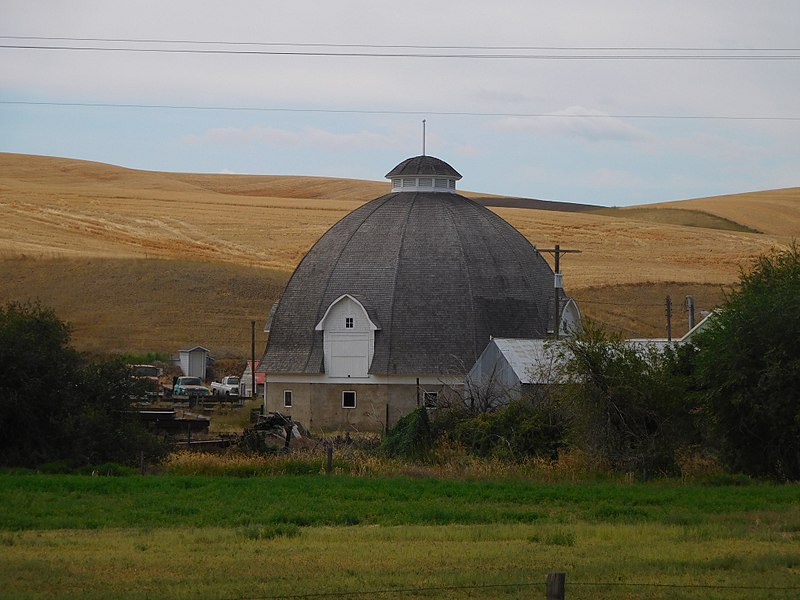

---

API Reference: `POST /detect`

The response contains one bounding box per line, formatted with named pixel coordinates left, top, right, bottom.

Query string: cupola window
left=390, top=175, right=458, bottom=193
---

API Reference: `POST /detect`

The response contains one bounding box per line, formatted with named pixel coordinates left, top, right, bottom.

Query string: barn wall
left=265, top=381, right=456, bottom=433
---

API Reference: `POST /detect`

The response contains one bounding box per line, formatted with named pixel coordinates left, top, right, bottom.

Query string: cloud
left=470, top=88, right=537, bottom=105
left=578, top=168, right=649, bottom=190
left=184, top=126, right=399, bottom=150
left=663, top=133, right=774, bottom=161
left=764, top=163, right=800, bottom=190
left=453, top=143, right=482, bottom=157
left=495, top=106, right=653, bottom=143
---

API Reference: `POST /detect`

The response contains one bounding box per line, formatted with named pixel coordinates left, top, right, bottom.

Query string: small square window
left=342, top=390, right=356, bottom=409
left=423, top=391, right=438, bottom=408
left=283, top=390, right=293, bottom=408
left=345, top=317, right=354, bottom=329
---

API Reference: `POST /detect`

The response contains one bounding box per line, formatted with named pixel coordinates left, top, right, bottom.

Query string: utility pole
left=538, top=244, right=582, bottom=337
left=251, top=320, right=256, bottom=400
left=686, top=295, right=696, bottom=330
left=665, top=295, right=673, bottom=341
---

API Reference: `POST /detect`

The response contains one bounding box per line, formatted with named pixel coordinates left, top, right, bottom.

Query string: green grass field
left=1, top=473, right=799, bottom=599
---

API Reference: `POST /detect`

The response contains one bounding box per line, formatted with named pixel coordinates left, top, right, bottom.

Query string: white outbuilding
left=177, top=346, right=212, bottom=380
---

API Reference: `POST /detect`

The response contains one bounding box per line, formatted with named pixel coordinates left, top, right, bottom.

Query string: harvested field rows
left=1, top=152, right=798, bottom=353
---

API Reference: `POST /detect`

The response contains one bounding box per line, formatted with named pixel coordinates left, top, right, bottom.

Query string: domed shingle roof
left=263, top=157, right=558, bottom=376
left=385, top=155, right=462, bottom=179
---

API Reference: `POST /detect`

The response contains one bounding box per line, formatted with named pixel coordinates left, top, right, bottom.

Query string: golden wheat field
left=1, top=152, right=797, bottom=354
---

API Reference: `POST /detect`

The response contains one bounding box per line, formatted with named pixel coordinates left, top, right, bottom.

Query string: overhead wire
left=2, top=100, right=799, bottom=122
left=2, top=35, right=796, bottom=120
left=2, top=43, right=798, bottom=60
left=0, top=36, right=798, bottom=60
left=2, top=36, right=798, bottom=52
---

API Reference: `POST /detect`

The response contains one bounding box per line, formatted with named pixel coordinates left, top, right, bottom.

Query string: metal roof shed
left=178, top=346, right=212, bottom=380
left=468, top=338, right=569, bottom=405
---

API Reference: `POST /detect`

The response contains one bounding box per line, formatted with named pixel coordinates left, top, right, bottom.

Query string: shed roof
left=492, top=338, right=547, bottom=384
left=179, top=345, right=210, bottom=353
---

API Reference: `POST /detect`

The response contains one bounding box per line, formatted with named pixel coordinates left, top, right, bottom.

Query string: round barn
left=260, top=155, right=577, bottom=432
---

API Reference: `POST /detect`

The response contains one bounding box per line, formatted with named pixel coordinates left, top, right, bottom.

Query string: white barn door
left=316, top=295, right=379, bottom=379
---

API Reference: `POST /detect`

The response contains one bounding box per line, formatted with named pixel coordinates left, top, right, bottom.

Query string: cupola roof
left=385, top=155, right=462, bottom=179
left=386, top=155, right=462, bottom=193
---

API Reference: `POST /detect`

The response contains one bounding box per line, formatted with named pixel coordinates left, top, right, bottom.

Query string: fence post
left=326, top=445, right=333, bottom=474
left=546, top=572, right=565, bottom=600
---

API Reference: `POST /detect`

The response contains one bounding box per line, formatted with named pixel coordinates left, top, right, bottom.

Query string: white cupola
left=385, top=155, right=462, bottom=193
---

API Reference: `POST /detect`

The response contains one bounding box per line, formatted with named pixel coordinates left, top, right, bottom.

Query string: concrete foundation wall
left=266, top=381, right=455, bottom=433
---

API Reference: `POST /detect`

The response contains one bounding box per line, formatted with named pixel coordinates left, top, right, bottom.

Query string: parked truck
left=211, top=376, right=240, bottom=400
left=171, top=376, right=211, bottom=399
left=131, top=364, right=164, bottom=400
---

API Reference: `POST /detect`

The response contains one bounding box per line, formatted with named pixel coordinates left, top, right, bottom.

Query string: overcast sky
left=1, top=1, right=798, bottom=206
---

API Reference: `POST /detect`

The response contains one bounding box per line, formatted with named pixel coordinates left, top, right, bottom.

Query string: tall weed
left=163, top=443, right=629, bottom=483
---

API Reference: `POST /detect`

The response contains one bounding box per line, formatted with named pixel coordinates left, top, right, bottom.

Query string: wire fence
left=210, top=575, right=800, bottom=600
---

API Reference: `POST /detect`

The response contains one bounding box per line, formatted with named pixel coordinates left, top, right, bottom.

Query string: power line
left=3, top=100, right=799, bottom=122
left=2, top=36, right=798, bottom=53
left=577, top=299, right=668, bottom=307
left=1, top=43, right=799, bottom=60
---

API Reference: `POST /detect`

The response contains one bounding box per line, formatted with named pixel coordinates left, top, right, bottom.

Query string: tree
left=0, top=301, right=166, bottom=468
left=0, top=302, right=80, bottom=465
left=694, top=243, right=800, bottom=480
left=557, top=321, right=698, bottom=477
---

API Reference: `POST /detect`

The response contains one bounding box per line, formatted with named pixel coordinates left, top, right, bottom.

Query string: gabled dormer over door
left=315, top=295, right=380, bottom=378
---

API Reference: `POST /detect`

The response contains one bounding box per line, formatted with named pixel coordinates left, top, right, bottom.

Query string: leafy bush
left=116, top=352, right=172, bottom=365
left=693, top=243, right=800, bottom=481
left=0, top=301, right=168, bottom=469
left=556, top=321, right=699, bottom=478
left=381, top=407, right=434, bottom=461
left=443, top=398, right=565, bottom=461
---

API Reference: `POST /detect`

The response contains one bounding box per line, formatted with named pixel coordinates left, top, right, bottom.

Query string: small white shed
left=240, top=360, right=266, bottom=398
left=178, top=346, right=212, bottom=380
left=467, top=338, right=568, bottom=405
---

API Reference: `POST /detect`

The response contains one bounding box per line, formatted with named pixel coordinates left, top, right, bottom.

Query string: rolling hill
left=1, top=152, right=797, bottom=356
